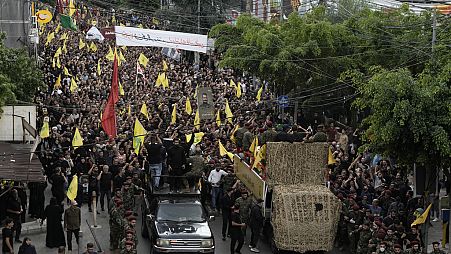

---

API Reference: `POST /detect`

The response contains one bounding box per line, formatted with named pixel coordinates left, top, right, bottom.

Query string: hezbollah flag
left=66, top=175, right=78, bottom=201
left=186, top=132, right=205, bottom=144
left=133, top=118, right=147, bottom=155
left=411, top=204, right=432, bottom=227
left=72, top=127, right=83, bottom=149
left=218, top=140, right=234, bottom=161
left=39, top=122, right=50, bottom=138
left=328, top=147, right=336, bottom=165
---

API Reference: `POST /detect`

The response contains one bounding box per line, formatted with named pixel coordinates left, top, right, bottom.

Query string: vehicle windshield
left=157, top=203, right=205, bottom=222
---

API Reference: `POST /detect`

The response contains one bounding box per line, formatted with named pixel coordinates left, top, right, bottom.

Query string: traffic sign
left=277, top=95, right=289, bottom=108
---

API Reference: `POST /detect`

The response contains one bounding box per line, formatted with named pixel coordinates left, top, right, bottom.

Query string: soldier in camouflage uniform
left=384, top=228, right=399, bottom=250
left=234, top=190, right=253, bottom=236
left=110, top=200, right=125, bottom=251
left=431, top=242, right=446, bottom=254
left=119, top=230, right=136, bottom=253
left=120, top=240, right=136, bottom=254
left=122, top=182, right=134, bottom=212
left=356, top=222, right=372, bottom=254
left=185, top=149, right=205, bottom=191
left=393, top=244, right=405, bottom=254
left=376, top=242, right=393, bottom=254
left=123, top=215, right=138, bottom=246
left=407, top=241, right=423, bottom=254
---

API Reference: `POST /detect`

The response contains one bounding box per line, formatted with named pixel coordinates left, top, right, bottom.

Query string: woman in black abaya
left=42, top=197, right=66, bottom=248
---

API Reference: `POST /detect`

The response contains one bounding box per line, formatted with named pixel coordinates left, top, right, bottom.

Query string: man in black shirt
left=230, top=204, right=245, bottom=254
left=167, top=138, right=186, bottom=192
left=144, top=133, right=164, bottom=190
left=6, top=190, right=22, bottom=243
left=2, top=218, right=14, bottom=254
left=99, top=165, right=113, bottom=212
left=221, top=188, right=234, bottom=241
left=113, top=167, right=126, bottom=193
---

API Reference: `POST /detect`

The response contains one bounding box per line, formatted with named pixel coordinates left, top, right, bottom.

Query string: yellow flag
left=54, top=74, right=61, bottom=89
left=230, top=79, right=236, bottom=88
left=39, top=122, right=49, bottom=138
left=56, top=57, right=61, bottom=69
left=138, top=53, right=149, bottom=67
left=411, top=204, right=432, bottom=227
left=219, top=141, right=234, bottom=161
left=133, top=118, right=147, bottom=155
left=54, top=47, right=62, bottom=58
left=162, top=75, right=169, bottom=89
left=252, top=144, right=266, bottom=169
left=59, top=32, right=68, bottom=40
left=119, top=50, right=126, bottom=63
left=89, top=42, right=97, bottom=52
left=163, top=60, right=168, bottom=71
left=64, top=66, right=71, bottom=76
left=230, top=124, right=239, bottom=143
left=72, top=127, right=83, bottom=149
left=186, top=132, right=205, bottom=144
left=256, top=86, right=263, bottom=102
left=45, top=32, right=55, bottom=46
left=236, top=82, right=242, bottom=98
left=120, top=23, right=125, bottom=27
left=128, top=104, right=132, bottom=116
left=155, top=73, right=165, bottom=87
left=225, top=99, right=233, bottom=124
left=79, top=38, right=85, bottom=50
left=66, top=175, right=78, bottom=201
left=62, top=41, right=67, bottom=54
left=185, top=98, right=192, bottom=115
left=119, top=81, right=125, bottom=96
left=55, top=24, right=61, bottom=33
left=69, top=0, right=76, bottom=16
left=171, top=104, right=177, bottom=125
left=194, top=109, right=200, bottom=130
left=140, top=103, right=149, bottom=120
left=106, top=46, right=114, bottom=61
left=328, top=147, right=336, bottom=165
left=216, top=110, right=221, bottom=126
left=249, top=136, right=258, bottom=156
left=97, top=59, right=101, bottom=76
left=111, top=15, right=116, bottom=24
left=70, top=78, right=77, bottom=93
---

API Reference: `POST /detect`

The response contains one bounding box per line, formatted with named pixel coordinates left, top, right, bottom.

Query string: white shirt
left=208, top=169, right=228, bottom=186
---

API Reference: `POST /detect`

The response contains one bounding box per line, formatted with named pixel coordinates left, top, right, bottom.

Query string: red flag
left=101, top=56, right=119, bottom=138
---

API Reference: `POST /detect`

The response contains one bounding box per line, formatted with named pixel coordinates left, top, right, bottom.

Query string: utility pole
left=431, top=9, right=437, bottom=68
left=194, top=0, right=201, bottom=65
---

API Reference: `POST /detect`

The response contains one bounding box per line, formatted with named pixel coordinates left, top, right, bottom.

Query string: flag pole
left=135, top=60, right=139, bottom=91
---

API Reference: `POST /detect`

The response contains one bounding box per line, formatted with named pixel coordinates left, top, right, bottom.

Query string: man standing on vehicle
left=208, top=163, right=228, bottom=212
left=249, top=198, right=265, bottom=253
left=230, top=204, right=245, bottom=254
left=167, top=138, right=186, bottom=193
left=144, top=133, right=164, bottom=190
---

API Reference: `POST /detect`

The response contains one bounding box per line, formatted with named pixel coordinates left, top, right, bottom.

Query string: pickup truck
left=141, top=190, right=215, bottom=254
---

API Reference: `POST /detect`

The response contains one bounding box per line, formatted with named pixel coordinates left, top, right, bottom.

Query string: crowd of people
left=0, top=2, right=449, bottom=254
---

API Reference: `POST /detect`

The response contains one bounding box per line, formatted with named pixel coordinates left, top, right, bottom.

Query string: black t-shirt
left=230, top=211, right=243, bottom=235
left=2, top=227, right=13, bottom=252
left=99, top=172, right=112, bottom=191
left=145, top=143, right=163, bottom=164
left=113, top=175, right=125, bottom=191
left=6, top=198, right=21, bottom=220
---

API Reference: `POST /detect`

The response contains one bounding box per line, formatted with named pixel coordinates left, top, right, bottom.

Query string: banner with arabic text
left=114, top=26, right=209, bottom=53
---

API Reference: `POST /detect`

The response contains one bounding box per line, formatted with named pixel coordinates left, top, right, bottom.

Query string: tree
left=0, top=34, right=43, bottom=115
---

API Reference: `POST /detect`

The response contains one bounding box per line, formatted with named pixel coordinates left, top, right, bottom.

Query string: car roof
left=157, top=198, right=202, bottom=205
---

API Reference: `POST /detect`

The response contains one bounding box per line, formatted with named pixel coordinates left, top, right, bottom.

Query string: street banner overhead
left=114, top=26, right=209, bottom=53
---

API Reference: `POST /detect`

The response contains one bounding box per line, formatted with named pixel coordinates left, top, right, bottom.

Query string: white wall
left=0, top=105, right=37, bottom=142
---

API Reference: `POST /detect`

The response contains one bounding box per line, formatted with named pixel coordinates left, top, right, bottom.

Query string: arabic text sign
left=233, top=155, right=266, bottom=200
left=114, top=26, right=209, bottom=53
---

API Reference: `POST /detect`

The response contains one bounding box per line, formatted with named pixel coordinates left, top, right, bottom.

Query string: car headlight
left=156, top=239, right=170, bottom=247
left=201, top=239, right=213, bottom=248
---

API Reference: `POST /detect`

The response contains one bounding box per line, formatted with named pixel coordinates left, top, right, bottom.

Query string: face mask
left=380, top=248, right=385, bottom=252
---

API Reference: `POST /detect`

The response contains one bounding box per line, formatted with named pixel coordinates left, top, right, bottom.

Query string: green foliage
left=353, top=65, right=450, bottom=167
left=0, top=33, right=43, bottom=115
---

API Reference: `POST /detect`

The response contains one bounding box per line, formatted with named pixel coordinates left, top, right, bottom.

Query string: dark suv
left=142, top=193, right=215, bottom=254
